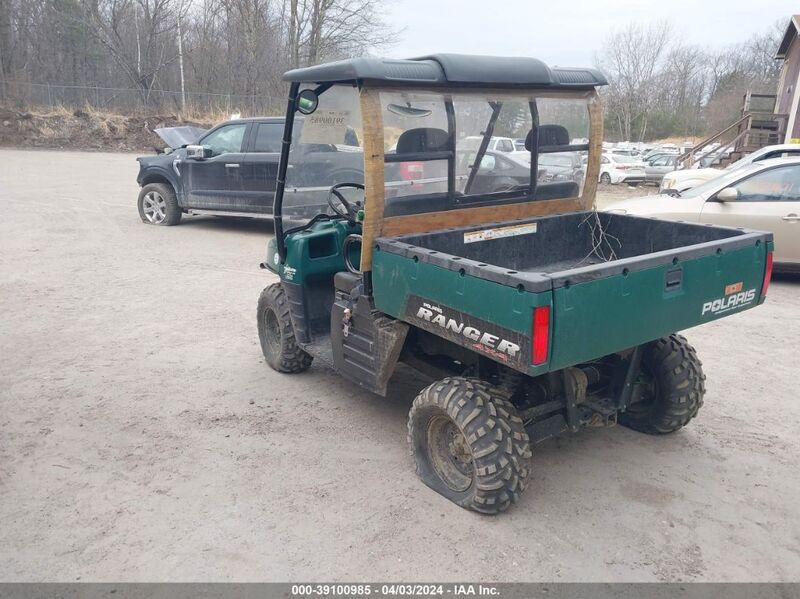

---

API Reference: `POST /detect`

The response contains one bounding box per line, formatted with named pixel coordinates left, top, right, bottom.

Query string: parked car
left=605, top=157, right=800, bottom=270
left=660, top=143, right=800, bottom=193
left=610, top=148, right=639, bottom=157
left=135, top=117, right=363, bottom=225
left=644, top=152, right=678, bottom=165
left=462, top=135, right=532, bottom=167
left=538, top=152, right=584, bottom=183
left=462, top=135, right=516, bottom=153
left=599, top=153, right=646, bottom=185
left=644, top=154, right=678, bottom=184
left=455, top=150, right=533, bottom=194
left=643, top=146, right=679, bottom=161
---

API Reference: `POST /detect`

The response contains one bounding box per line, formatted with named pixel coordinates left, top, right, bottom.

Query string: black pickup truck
left=135, top=116, right=363, bottom=225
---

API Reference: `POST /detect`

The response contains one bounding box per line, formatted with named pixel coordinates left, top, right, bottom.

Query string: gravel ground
left=1, top=149, right=799, bottom=582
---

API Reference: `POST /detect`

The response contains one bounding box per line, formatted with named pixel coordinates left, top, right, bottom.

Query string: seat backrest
left=396, top=128, right=449, bottom=154
left=534, top=180, right=579, bottom=200
left=525, top=124, right=570, bottom=150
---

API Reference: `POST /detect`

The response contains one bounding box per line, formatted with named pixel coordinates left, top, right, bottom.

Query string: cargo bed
left=372, top=211, right=772, bottom=373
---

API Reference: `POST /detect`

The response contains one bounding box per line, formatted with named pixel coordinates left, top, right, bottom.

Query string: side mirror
left=186, top=145, right=208, bottom=160
left=715, top=187, right=739, bottom=202
left=297, top=89, right=319, bottom=115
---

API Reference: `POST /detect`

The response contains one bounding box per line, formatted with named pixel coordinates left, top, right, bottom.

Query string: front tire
left=619, top=334, right=706, bottom=434
left=408, top=377, right=532, bottom=514
left=257, top=283, right=312, bottom=373
left=138, top=183, right=181, bottom=225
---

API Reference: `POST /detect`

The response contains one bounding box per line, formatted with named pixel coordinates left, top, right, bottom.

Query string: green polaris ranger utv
left=257, top=54, right=774, bottom=514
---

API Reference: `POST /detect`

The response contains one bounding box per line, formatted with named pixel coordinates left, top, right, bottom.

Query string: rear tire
left=600, top=172, right=612, bottom=184
left=257, top=283, right=312, bottom=373
left=408, top=377, right=532, bottom=514
left=619, top=334, right=705, bottom=434
left=138, top=183, right=181, bottom=225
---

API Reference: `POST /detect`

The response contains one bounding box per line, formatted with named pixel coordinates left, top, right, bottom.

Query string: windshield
left=282, top=85, right=364, bottom=225
left=612, top=155, right=637, bottom=163
left=725, top=152, right=755, bottom=171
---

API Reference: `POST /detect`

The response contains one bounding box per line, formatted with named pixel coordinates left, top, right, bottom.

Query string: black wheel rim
left=426, top=415, right=474, bottom=492
left=263, top=308, right=282, bottom=359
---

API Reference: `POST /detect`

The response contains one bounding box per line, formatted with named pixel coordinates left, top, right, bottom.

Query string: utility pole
left=177, top=14, right=186, bottom=111
left=135, top=10, right=141, bottom=76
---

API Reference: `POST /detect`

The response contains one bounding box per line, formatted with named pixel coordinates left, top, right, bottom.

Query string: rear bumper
left=620, top=174, right=645, bottom=183
left=606, top=171, right=645, bottom=184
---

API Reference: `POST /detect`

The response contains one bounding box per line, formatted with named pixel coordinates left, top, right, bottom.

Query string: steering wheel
left=327, top=182, right=364, bottom=222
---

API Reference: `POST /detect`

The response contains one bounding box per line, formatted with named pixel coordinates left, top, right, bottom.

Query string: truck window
left=253, top=123, right=283, bottom=153
left=202, top=123, right=247, bottom=156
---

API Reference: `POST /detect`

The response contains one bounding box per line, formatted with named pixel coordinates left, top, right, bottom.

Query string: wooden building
left=775, top=15, right=800, bottom=143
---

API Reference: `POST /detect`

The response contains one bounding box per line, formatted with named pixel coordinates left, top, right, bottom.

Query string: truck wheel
left=408, top=377, right=532, bottom=514
left=257, top=283, right=312, bottom=373
left=619, top=334, right=706, bottom=434
left=138, top=183, right=181, bottom=226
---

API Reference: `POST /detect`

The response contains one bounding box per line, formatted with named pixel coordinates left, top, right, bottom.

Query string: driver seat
left=525, top=124, right=580, bottom=200
left=385, top=127, right=451, bottom=217
left=396, top=127, right=449, bottom=153
left=525, top=124, right=570, bottom=150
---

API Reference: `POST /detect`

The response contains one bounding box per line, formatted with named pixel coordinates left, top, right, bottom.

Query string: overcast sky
left=386, top=0, right=791, bottom=67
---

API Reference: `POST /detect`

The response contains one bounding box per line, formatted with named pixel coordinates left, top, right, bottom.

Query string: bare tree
left=595, top=18, right=784, bottom=142
left=283, top=0, right=398, bottom=68
left=596, top=21, right=671, bottom=141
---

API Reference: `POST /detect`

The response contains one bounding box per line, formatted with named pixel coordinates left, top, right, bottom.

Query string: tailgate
left=548, top=237, right=772, bottom=370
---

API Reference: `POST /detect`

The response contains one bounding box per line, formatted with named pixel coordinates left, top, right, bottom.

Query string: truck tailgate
left=548, top=240, right=771, bottom=370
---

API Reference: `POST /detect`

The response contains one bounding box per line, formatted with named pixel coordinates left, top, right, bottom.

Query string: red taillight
left=532, top=306, right=550, bottom=365
left=400, top=161, right=424, bottom=181
left=761, top=251, right=773, bottom=298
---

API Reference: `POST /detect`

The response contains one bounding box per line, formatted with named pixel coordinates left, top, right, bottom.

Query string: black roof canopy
left=283, top=54, right=607, bottom=89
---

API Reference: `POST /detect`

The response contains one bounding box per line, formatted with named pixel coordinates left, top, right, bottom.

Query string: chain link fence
left=0, top=80, right=285, bottom=116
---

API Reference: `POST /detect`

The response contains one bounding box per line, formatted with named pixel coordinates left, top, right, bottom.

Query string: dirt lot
left=1, top=149, right=799, bottom=582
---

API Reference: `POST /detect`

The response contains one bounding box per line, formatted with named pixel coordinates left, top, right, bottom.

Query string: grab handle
left=343, top=234, right=362, bottom=275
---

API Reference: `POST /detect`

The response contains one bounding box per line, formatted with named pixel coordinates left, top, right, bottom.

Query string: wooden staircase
left=677, top=93, right=789, bottom=169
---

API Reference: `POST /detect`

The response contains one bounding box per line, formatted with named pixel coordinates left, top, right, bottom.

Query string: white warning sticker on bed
left=463, top=222, right=538, bottom=244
